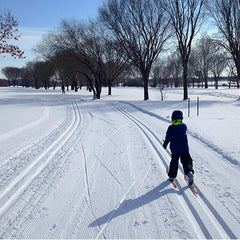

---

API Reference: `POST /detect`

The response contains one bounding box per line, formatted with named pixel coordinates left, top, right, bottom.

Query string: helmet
left=171, top=110, right=183, bottom=121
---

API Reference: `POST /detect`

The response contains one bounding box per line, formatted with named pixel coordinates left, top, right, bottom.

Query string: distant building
left=0, top=79, right=9, bottom=87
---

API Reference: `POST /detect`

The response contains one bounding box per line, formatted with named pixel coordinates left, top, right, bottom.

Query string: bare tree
left=207, top=0, right=240, bottom=91
left=162, top=0, right=205, bottom=99
left=1, top=66, right=21, bottom=86
left=50, top=50, right=80, bottom=91
left=168, top=51, right=182, bottom=88
left=0, top=11, right=24, bottom=58
left=188, top=49, right=200, bottom=87
left=193, top=37, right=217, bottom=88
left=99, top=0, right=171, bottom=100
left=154, top=58, right=172, bottom=87
left=25, top=61, right=50, bottom=89
left=103, top=39, right=129, bottom=95
left=208, top=43, right=227, bottom=89
left=36, top=22, right=96, bottom=96
left=20, top=67, right=31, bottom=87
left=43, top=20, right=107, bottom=99
left=40, top=61, right=54, bottom=89
left=152, top=59, right=162, bottom=87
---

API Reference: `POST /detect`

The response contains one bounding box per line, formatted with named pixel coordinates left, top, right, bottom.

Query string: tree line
left=1, top=0, right=240, bottom=100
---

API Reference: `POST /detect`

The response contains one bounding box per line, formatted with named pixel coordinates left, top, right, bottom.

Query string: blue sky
left=0, top=0, right=104, bottom=78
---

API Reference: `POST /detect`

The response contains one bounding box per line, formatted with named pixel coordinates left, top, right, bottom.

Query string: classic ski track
left=19, top=104, right=91, bottom=239
left=118, top=101, right=240, bottom=227
left=48, top=107, right=90, bottom=239
left=0, top=102, right=80, bottom=220
left=27, top=104, right=90, bottom=239
left=119, top=102, right=240, bottom=204
left=87, top=104, right=196, bottom=238
left=53, top=106, right=118, bottom=239
left=113, top=104, right=206, bottom=238
left=113, top=103, right=239, bottom=239
left=0, top=99, right=238, bottom=238
left=57, top=108, right=109, bottom=239
left=118, top=101, right=240, bottom=236
left=1, top=102, right=94, bottom=239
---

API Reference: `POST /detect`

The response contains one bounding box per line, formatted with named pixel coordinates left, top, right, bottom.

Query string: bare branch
left=0, top=11, right=25, bottom=58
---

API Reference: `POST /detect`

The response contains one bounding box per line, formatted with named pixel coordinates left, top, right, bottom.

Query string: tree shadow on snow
left=89, top=180, right=187, bottom=227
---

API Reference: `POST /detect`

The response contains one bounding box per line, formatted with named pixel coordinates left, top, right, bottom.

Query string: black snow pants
left=168, top=153, right=194, bottom=178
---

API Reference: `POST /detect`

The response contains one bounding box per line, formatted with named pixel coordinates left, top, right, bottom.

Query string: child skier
left=163, top=110, right=194, bottom=185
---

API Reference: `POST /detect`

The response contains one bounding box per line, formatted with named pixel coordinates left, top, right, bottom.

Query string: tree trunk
left=236, top=62, right=240, bottom=89
left=95, top=78, right=102, bottom=99
left=96, top=85, right=101, bottom=99
left=74, top=81, right=78, bottom=92
left=108, top=85, right=112, bottom=95
left=182, top=62, right=188, bottom=100
left=204, top=71, right=208, bottom=88
left=143, top=78, right=149, bottom=100
left=108, top=79, right=112, bottom=95
left=204, top=78, right=208, bottom=88
left=141, top=70, right=149, bottom=101
left=214, top=75, right=218, bottom=89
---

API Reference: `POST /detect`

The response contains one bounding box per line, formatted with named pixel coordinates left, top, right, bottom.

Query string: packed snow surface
left=0, top=86, right=240, bottom=239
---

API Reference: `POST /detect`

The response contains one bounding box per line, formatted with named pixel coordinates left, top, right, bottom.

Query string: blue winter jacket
left=164, top=123, right=189, bottom=154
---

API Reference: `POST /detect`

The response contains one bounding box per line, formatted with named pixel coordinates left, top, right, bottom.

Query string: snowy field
left=0, top=86, right=240, bottom=239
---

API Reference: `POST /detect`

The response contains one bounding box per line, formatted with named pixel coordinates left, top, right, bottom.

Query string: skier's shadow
left=89, top=180, right=186, bottom=227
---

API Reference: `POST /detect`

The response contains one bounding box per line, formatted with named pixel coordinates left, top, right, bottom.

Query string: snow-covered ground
left=0, top=86, right=239, bottom=239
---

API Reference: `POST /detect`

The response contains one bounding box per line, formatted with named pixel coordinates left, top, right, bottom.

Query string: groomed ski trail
left=0, top=102, right=87, bottom=238
left=113, top=102, right=240, bottom=239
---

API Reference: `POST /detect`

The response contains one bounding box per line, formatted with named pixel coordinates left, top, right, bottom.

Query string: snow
left=0, top=86, right=240, bottom=239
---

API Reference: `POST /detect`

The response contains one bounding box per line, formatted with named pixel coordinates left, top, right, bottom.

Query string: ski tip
left=190, top=185, right=199, bottom=195
left=169, top=179, right=177, bottom=188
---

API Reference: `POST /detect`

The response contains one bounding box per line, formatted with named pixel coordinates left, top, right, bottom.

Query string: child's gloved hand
left=163, top=140, right=168, bottom=149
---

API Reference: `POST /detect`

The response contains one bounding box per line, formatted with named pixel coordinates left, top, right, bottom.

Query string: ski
left=189, top=185, right=199, bottom=195
left=184, top=176, right=199, bottom=195
left=166, top=169, right=177, bottom=189
left=169, top=179, right=177, bottom=188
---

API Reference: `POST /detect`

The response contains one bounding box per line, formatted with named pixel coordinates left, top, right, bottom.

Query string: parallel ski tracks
left=0, top=102, right=82, bottom=223
left=1, top=100, right=239, bottom=239
left=113, top=103, right=240, bottom=239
